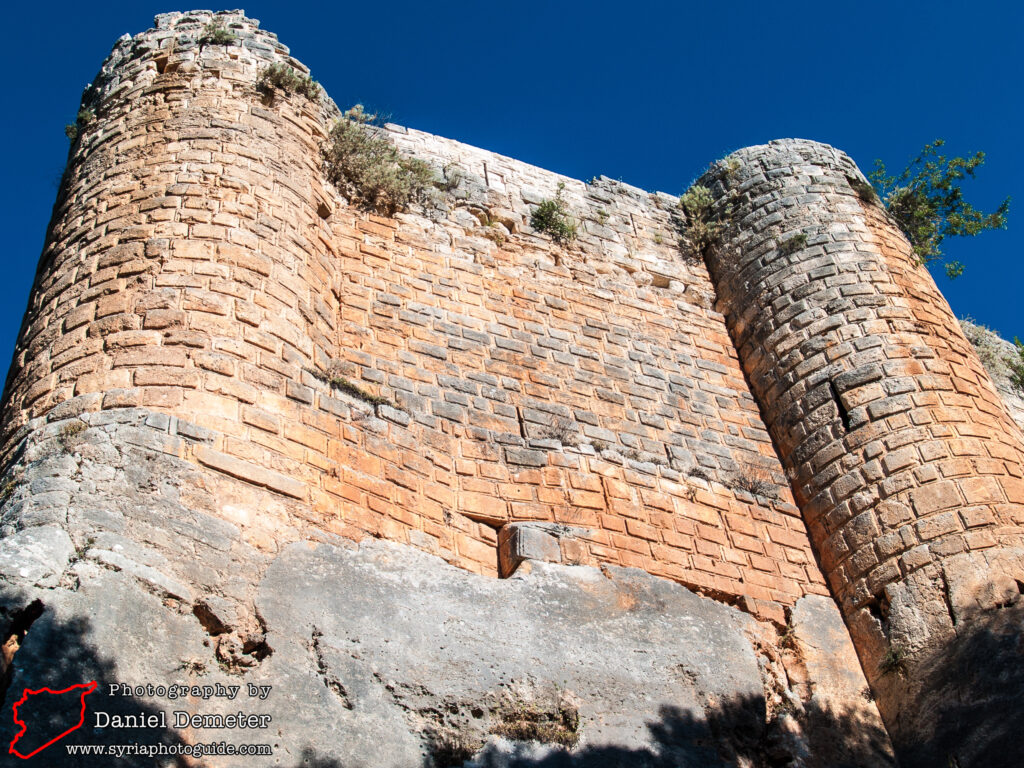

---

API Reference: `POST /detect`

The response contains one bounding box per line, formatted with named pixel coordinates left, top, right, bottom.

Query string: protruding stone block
left=498, top=523, right=561, bottom=577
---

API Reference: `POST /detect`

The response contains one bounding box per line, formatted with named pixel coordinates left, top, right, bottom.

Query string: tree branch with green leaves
left=869, top=139, right=1009, bottom=279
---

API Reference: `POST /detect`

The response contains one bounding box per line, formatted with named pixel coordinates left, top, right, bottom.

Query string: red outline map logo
left=8, top=680, right=98, bottom=759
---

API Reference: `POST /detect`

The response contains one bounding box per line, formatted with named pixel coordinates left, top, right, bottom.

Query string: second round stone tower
left=701, top=140, right=1024, bottom=767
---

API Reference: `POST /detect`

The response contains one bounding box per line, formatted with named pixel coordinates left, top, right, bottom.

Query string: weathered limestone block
left=497, top=523, right=561, bottom=576
left=0, top=526, right=74, bottom=588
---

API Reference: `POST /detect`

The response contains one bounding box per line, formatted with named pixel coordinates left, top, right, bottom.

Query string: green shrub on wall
left=323, top=105, right=436, bottom=215
left=870, top=139, right=1009, bottom=279
left=256, top=63, right=321, bottom=102
left=530, top=182, right=578, bottom=244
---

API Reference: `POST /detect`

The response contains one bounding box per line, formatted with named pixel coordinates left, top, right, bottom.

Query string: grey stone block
left=0, top=526, right=75, bottom=588
left=498, top=523, right=561, bottom=576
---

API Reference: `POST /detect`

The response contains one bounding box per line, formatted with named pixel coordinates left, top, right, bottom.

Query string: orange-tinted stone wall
left=0, top=11, right=827, bottom=621
left=702, top=140, right=1024, bottom=617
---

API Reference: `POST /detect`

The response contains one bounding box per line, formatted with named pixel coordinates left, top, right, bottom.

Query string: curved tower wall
left=702, top=140, right=1024, bottom=765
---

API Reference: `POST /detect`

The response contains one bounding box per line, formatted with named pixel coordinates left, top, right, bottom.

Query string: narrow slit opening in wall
left=460, top=516, right=504, bottom=578
left=829, top=379, right=850, bottom=432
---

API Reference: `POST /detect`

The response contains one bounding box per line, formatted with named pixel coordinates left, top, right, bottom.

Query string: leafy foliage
left=848, top=175, right=878, bottom=203
left=323, top=105, right=437, bottom=215
left=1009, top=338, right=1024, bottom=393
left=530, top=182, right=578, bottom=244
left=878, top=644, right=909, bottom=677
left=64, top=108, right=95, bottom=141
left=256, top=63, right=321, bottom=102
left=778, top=233, right=808, bottom=257
left=198, top=19, right=238, bottom=47
left=678, top=184, right=727, bottom=257
left=870, top=139, right=1009, bottom=279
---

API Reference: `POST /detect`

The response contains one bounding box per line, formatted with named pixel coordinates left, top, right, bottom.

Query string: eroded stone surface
left=0, top=514, right=889, bottom=767
left=0, top=409, right=889, bottom=766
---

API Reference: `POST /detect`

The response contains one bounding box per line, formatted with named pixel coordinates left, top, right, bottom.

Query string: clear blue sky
left=2, top=2, right=1021, bottom=390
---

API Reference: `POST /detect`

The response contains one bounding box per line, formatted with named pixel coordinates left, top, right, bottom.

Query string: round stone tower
left=0, top=10, right=338, bottom=457
left=702, top=139, right=1024, bottom=767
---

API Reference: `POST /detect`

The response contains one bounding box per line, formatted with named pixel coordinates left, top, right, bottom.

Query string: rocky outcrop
left=0, top=405, right=891, bottom=766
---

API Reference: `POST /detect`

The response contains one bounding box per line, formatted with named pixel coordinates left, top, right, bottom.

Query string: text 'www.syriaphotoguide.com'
left=65, top=742, right=273, bottom=757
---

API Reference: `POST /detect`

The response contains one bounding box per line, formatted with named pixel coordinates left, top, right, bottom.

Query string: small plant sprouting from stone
left=70, top=535, right=96, bottom=563
left=324, top=105, right=437, bottom=216
left=478, top=211, right=507, bottom=245
left=481, top=227, right=506, bottom=246
left=595, top=208, right=609, bottom=226
left=623, top=447, right=667, bottom=466
left=678, top=184, right=728, bottom=259
left=779, top=615, right=797, bottom=649
left=64, top=109, right=95, bottom=142
left=878, top=644, right=909, bottom=677
left=731, top=466, right=778, bottom=500
left=777, top=233, right=808, bottom=257
left=686, top=466, right=711, bottom=482
left=489, top=696, right=581, bottom=748
left=327, top=372, right=392, bottom=408
left=256, top=63, right=321, bottom=102
left=530, top=182, right=578, bottom=245
left=536, top=417, right=578, bottom=445
left=198, top=19, right=238, bottom=48
left=58, top=420, right=87, bottom=451
left=1008, top=338, right=1024, bottom=393
left=0, top=478, right=17, bottom=503
left=305, top=364, right=397, bottom=409
left=176, top=658, right=209, bottom=674
left=440, top=163, right=464, bottom=192
left=848, top=175, right=878, bottom=204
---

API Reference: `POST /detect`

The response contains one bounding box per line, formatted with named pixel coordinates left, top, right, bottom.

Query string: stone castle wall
left=0, top=10, right=829, bottom=621
left=1, top=9, right=1023, bottom=768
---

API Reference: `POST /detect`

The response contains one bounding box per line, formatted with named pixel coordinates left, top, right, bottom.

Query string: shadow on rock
left=894, top=605, right=1024, bottom=768
left=0, top=594, right=189, bottom=767
left=421, top=695, right=894, bottom=768
left=290, top=747, right=348, bottom=767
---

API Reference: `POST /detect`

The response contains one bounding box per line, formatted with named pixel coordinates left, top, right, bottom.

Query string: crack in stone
left=310, top=626, right=353, bottom=709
